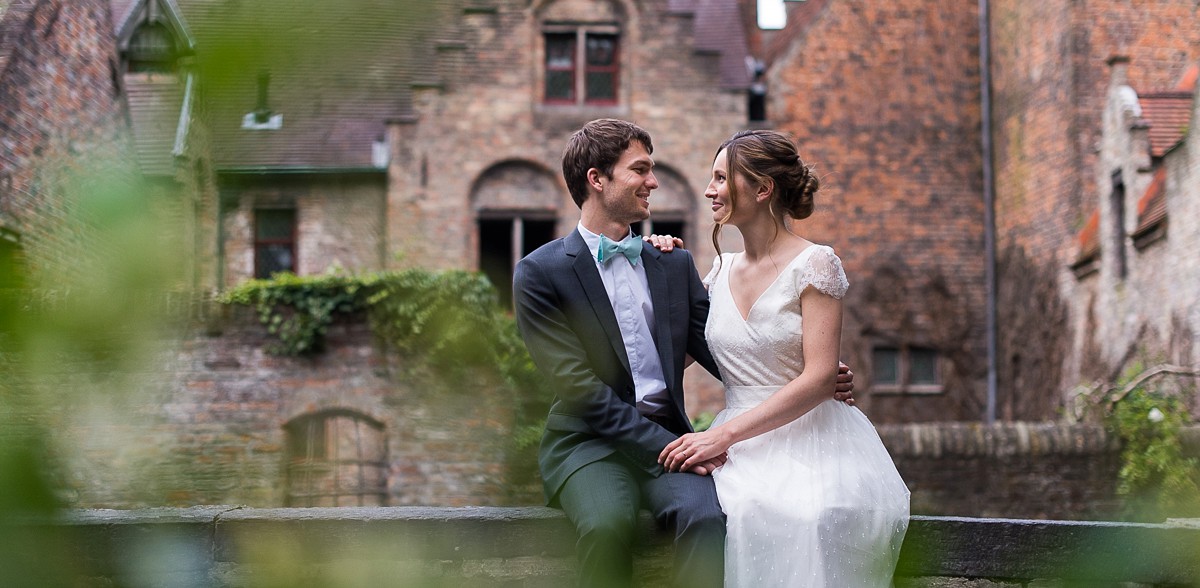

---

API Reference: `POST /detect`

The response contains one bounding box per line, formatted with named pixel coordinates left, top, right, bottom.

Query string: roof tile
left=1139, top=91, right=1192, bottom=158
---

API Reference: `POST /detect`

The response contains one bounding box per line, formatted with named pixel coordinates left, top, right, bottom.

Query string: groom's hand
left=687, top=453, right=727, bottom=476
left=834, top=361, right=855, bottom=406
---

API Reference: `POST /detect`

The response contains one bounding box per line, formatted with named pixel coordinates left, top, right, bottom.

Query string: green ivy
left=221, top=272, right=366, bottom=356
left=220, top=269, right=554, bottom=493
left=1107, top=386, right=1200, bottom=521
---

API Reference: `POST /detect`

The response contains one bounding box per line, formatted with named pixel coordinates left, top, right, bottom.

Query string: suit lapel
left=641, top=245, right=676, bottom=391
left=566, top=231, right=632, bottom=377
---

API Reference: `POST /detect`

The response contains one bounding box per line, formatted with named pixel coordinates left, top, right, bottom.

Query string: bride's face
left=705, top=148, right=757, bottom=225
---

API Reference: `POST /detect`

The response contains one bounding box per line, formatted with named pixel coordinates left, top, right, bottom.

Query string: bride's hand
left=643, top=234, right=684, bottom=252
left=660, top=430, right=730, bottom=472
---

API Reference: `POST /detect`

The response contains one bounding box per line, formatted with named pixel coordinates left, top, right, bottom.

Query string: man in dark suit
left=513, top=119, right=850, bottom=588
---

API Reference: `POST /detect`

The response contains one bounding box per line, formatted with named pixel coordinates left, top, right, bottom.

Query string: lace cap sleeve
left=797, top=245, right=849, bottom=299
left=702, top=254, right=727, bottom=290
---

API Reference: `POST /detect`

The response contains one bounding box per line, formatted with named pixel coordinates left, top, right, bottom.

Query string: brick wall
left=219, top=174, right=387, bottom=286
left=989, top=0, right=1200, bottom=405
left=765, top=0, right=988, bottom=422
left=389, top=0, right=748, bottom=271
left=46, top=311, right=1135, bottom=521
left=52, top=306, right=533, bottom=509
left=0, top=0, right=136, bottom=276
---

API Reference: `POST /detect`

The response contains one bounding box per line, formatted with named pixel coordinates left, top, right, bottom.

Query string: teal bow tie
left=597, top=234, right=643, bottom=266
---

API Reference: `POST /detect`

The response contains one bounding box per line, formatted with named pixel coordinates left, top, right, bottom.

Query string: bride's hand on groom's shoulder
left=643, top=234, right=684, bottom=252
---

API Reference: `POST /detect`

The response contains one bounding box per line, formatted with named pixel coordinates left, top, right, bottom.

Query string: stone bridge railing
left=4, top=507, right=1199, bottom=587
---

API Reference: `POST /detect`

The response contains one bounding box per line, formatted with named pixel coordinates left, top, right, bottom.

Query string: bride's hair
left=711, top=130, right=819, bottom=259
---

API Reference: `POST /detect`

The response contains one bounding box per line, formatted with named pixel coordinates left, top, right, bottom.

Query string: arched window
left=472, top=162, right=563, bottom=308
left=636, top=165, right=693, bottom=245
left=284, top=410, right=388, bottom=507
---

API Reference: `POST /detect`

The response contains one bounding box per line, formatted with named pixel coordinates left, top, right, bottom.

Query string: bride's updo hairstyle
left=712, top=130, right=819, bottom=255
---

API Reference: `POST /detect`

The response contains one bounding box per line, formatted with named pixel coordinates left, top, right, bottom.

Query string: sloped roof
left=1132, top=166, right=1167, bottom=238
left=124, top=74, right=186, bottom=175
left=671, top=0, right=753, bottom=89
left=113, top=0, right=195, bottom=53
left=1075, top=209, right=1100, bottom=265
left=1136, top=63, right=1197, bottom=159
left=173, top=0, right=449, bottom=170
left=1140, top=91, right=1192, bottom=158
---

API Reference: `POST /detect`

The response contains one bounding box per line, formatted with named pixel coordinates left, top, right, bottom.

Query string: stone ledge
left=5, top=507, right=1197, bottom=586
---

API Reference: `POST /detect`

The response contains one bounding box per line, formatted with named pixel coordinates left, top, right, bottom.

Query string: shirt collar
left=577, top=222, right=638, bottom=261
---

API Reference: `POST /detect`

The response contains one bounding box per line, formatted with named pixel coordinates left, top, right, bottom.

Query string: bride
left=658, top=130, right=910, bottom=587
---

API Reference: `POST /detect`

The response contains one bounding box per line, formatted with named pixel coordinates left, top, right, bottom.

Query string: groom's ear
left=587, top=168, right=605, bottom=192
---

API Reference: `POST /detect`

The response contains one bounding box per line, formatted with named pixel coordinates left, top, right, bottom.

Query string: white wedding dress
left=704, top=245, right=910, bottom=588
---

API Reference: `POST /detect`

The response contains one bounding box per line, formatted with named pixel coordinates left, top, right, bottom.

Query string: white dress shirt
left=577, top=223, right=670, bottom=416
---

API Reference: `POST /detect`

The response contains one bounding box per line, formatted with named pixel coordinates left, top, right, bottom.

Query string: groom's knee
left=575, top=508, right=639, bottom=547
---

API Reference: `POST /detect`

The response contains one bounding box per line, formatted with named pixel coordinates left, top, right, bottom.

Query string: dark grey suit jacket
left=513, top=229, right=721, bottom=504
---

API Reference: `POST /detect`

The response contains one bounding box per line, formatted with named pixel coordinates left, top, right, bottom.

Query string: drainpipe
left=980, top=0, right=998, bottom=424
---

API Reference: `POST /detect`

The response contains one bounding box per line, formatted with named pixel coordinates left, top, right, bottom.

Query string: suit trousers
left=556, top=454, right=726, bottom=588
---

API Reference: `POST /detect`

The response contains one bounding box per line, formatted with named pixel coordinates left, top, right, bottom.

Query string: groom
left=513, top=119, right=851, bottom=588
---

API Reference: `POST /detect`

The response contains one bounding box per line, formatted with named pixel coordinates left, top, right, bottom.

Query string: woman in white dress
left=658, top=130, right=909, bottom=587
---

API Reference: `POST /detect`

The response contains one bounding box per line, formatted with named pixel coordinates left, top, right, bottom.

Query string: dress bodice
left=703, top=245, right=848, bottom=388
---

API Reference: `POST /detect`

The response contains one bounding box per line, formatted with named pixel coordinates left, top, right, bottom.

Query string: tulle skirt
left=711, top=387, right=910, bottom=588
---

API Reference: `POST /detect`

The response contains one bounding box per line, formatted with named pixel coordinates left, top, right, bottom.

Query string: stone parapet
left=4, top=507, right=1198, bottom=587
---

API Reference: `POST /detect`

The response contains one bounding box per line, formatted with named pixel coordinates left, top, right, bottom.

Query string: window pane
left=586, top=34, right=617, bottom=66
left=478, top=219, right=514, bottom=308
left=522, top=219, right=556, bottom=257
left=650, top=220, right=684, bottom=241
left=872, top=347, right=899, bottom=384
left=910, top=348, right=939, bottom=385
left=256, top=244, right=294, bottom=277
left=546, top=71, right=573, bottom=101
left=586, top=72, right=615, bottom=101
left=545, top=33, right=575, bottom=68
left=256, top=209, right=294, bottom=240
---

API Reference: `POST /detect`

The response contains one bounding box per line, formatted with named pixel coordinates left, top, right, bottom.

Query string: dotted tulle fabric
left=703, top=246, right=910, bottom=588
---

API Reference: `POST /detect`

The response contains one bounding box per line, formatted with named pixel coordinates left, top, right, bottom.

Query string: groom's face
left=593, top=141, right=658, bottom=226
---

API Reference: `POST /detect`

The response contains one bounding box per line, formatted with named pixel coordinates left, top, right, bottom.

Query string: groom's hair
left=562, top=119, right=654, bottom=208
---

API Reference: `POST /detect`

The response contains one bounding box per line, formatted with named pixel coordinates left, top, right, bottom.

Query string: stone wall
left=56, top=307, right=533, bottom=509
left=880, top=422, right=1122, bottom=520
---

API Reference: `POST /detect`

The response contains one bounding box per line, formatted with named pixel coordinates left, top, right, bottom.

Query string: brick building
left=762, top=0, right=988, bottom=422
left=1066, top=58, right=1200, bottom=407
left=0, top=0, right=133, bottom=278
left=987, top=0, right=1200, bottom=416
left=6, top=0, right=1198, bottom=509
left=756, top=0, right=1200, bottom=421
left=61, top=0, right=760, bottom=507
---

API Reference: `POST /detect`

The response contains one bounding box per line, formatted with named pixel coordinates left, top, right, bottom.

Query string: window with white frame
left=871, top=345, right=942, bottom=394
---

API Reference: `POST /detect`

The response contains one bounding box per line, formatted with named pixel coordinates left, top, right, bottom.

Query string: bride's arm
left=660, top=288, right=842, bottom=472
